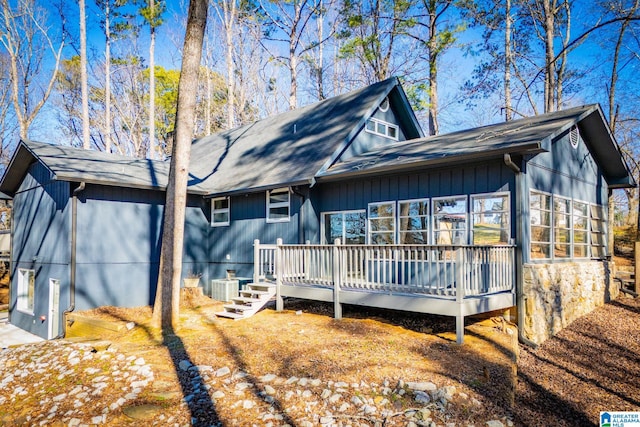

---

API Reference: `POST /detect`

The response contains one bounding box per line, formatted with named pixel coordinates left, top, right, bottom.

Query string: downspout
left=58, top=181, right=85, bottom=338
left=503, top=154, right=538, bottom=349
left=292, top=187, right=307, bottom=244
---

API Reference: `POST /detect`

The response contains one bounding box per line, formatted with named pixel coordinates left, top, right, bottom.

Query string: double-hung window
left=433, top=196, right=467, bottom=245
left=211, top=197, right=230, bottom=226
left=267, top=188, right=290, bottom=223
left=471, top=193, right=510, bottom=245
left=368, top=202, right=395, bottom=244
left=398, top=199, right=429, bottom=244
left=17, top=268, right=35, bottom=314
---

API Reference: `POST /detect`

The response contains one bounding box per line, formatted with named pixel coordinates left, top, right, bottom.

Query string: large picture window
left=211, top=197, right=230, bottom=227
left=267, top=188, right=290, bottom=223
left=322, top=211, right=366, bottom=244
left=530, top=191, right=552, bottom=259
left=398, top=199, right=429, bottom=244
left=471, top=193, right=510, bottom=245
left=368, top=202, right=395, bottom=244
left=17, top=268, right=35, bottom=314
left=433, top=196, right=467, bottom=245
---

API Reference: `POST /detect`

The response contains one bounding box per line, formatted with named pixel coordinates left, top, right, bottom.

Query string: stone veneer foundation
left=522, top=261, right=618, bottom=344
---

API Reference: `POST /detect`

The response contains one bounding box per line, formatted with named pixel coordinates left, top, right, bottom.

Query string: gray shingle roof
left=0, top=140, right=210, bottom=195
left=319, top=104, right=635, bottom=188
left=188, top=77, right=418, bottom=195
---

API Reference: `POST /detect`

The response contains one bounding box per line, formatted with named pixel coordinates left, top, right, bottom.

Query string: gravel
left=515, top=295, right=640, bottom=426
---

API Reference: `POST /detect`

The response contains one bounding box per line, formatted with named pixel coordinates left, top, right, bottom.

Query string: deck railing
left=254, top=239, right=515, bottom=299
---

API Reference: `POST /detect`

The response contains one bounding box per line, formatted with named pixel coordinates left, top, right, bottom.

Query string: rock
left=212, top=390, right=225, bottom=399
left=264, top=385, right=276, bottom=395
left=329, top=393, right=341, bottom=403
left=261, top=374, right=277, bottom=383
left=414, top=391, right=430, bottom=404
left=178, top=360, right=192, bottom=371
left=302, top=390, right=313, bottom=398
left=215, top=366, right=231, bottom=377
left=406, top=381, right=437, bottom=392
left=126, top=322, right=135, bottom=330
left=321, top=389, right=331, bottom=399
left=486, top=421, right=505, bottom=427
left=242, top=400, right=255, bottom=409
left=122, top=404, right=163, bottom=420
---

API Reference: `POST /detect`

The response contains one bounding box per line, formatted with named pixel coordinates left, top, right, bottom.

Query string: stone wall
left=522, top=261, right=618, bottom=345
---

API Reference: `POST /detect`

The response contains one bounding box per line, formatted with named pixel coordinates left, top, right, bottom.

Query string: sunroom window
left=398, top=199, right=429, bottom=244
left=530, top=191, right=551, bottom=259
left=573, top=200, right=589, bottom=258
left=322, top=211, right=366, bottom=244
left=591, top=204, right=607, bottom=259
left=267, top=188, right=290, bottom=223
left=471, top=193, right=510, bottom=245
left=368, top=202, right=395, bottom=244
left=433, top=196, right=467, bottom=245
left=553, top=196, right=571, bottom=258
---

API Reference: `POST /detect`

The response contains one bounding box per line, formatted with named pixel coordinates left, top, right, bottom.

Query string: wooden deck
left=254, top=240, right=516, bottom=344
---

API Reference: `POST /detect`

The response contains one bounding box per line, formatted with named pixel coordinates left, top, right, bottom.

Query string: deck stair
left=615, top=269, right=638, bottom=297
left=215, top=282, right=276, bottom=320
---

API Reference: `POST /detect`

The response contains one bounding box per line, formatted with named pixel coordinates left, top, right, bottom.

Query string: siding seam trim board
left=528, top=161, right=599, bottom=186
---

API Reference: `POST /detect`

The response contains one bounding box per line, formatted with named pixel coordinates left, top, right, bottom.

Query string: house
left=0, top=77, right=634, bottom=345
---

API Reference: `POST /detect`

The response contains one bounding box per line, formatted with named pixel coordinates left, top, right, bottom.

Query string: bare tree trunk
left=224, top=0, right=236, bottom=128
left=427, top=1, right=439, bottom=135
left=152, top=0, right=208, bottom=331
left=504, top=0, right=512, bottom=121
left=105, top=0, right=112, bottom=152
left=542, top=0, right=555, bottom=113
left=80, top=0, right=90, bottom=149
left=149, top=0, right=156, bottom=158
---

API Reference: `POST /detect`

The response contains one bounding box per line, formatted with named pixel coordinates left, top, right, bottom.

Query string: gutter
left=57, top=181, right=85, bottom=338
left=503, top=154, right=538, bottom=349
left=291, top=186, right=308, bottom=244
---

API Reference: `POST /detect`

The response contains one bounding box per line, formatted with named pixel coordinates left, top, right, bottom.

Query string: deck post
left=333, top=238, right=342, bottom=319
left=276, top=238, right=283, bottom=311
left=455, top=247, right=465, bottom=345
left=253, top=239, right=260, bottom=284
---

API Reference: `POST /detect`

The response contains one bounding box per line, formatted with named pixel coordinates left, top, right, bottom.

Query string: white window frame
left=572, top=199, right=590, bottom=258
left=211, top=196, right=230, bottom=227
left=321, top=210, right=366, bottom=244
left=398, top=198, right=430, bottom=244
left=17, top=268, right=35, bottom=314
left=590, top=203, right=607, bottom=259
left=471, top=192, right=511, bottom=245
left=368, top=201, right=396, bottom=244
left=266, top=188, right=290, bottom=223
left=364, top=117, right=399, bottom=141
left=432, top=195, right=468, bottom=245
left=553, top=195, right=572, bottom=259
left=529, top=190, right=553, bottom=260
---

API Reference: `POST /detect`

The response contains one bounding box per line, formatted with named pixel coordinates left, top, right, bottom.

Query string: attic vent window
left=570, top=125, right=580, bottom=149
left=379, top=97, right=389, bottom=112
left=365, top=117, right=399, bottom=141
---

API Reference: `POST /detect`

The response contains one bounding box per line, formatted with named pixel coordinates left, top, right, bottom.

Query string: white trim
left=379, top=97, right=390, bottom=112
left=364, top=117, right=399, bottom=141
left=211, top=196, right=230, bottom=227
left=267, top=188, right=291, bottom=223
left=17, top=268, right=35, bottom=315
left=48, top=278, right=60, bottom=340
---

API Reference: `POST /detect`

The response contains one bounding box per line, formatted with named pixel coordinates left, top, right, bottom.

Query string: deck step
left=232, top=296, right=262, bottom=304
left=214, top=310, right=246, bottom=320
left=223, top=304, right=255, bottom=312
left=240, top=289, right=271, bottom=297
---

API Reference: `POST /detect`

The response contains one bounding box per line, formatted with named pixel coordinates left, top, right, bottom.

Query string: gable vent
left=570, top=125, right=580, bottom=149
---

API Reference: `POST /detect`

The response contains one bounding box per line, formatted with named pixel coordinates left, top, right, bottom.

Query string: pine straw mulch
left=515, top=295, right=640, bottom=427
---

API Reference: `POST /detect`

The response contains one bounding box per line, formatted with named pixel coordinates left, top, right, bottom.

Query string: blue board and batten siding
left=11, top=162, right=71, bottom=338
left=208, top=191, right=302, bottom=279
left=74, top=185, right=209, bottom=311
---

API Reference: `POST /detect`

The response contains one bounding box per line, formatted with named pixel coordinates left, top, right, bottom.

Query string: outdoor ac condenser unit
left=209, top=279, right=239, bottom=302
